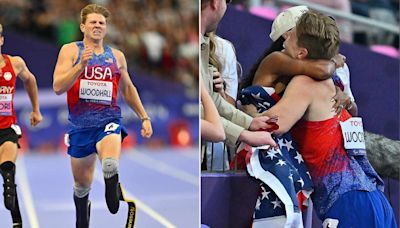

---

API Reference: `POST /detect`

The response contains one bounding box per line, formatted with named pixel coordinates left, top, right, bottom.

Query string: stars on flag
left=251, top=92, right=262, bottom=100
left=294, top=151, right=304, bottom=164
left=271, top=198, right=282, bottom=209
left=283, top=139, right=294, bottom=151
left=266, top=149, right=279, bottom=160
left=261, top=186, right=271, bottom=200
left=277, top=138, right=294, bottom=151
left=276, top=159, right=286, bottom=166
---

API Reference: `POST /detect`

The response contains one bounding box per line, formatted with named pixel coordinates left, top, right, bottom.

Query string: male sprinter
left=0, top=23, right=42, bottom=227
left=53, top=4, right=152, bottom=228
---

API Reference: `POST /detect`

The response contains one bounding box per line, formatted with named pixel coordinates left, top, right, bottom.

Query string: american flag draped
left=237, top=85, right=314, bottom=228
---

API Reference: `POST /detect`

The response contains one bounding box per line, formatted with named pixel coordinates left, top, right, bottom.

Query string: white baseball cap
left=269, top=5, right=309, bottom=42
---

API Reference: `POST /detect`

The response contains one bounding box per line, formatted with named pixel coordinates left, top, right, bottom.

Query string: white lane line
left=93, top=170, right=176, bottom=228
left=16, top=157, right=40, bottom=228
left=180, top=151, right=199, bottom=160
left=126, top=152, right=199, bottom=186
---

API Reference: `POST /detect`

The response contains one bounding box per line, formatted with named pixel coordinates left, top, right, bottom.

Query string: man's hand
left=238, top=130, right=277, bottom=147
left=81, top=46, right=93, bottom=66
left=30, top=111, right=43, bottom=127
left=211, top=67, right=225, bottom=94
left=249, top=115, right=278, bottom=131
left=332, top=86, right=351, bottom=114
left=141, top=120, right=153, bottom=138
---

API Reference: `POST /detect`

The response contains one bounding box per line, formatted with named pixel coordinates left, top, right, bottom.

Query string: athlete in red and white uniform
left=0, top=23, right=42, bottom=228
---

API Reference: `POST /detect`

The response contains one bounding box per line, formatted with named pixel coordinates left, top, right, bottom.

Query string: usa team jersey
left=0, top=55, right=17, bottom=129
left=67, top=42, right=122, bottom=129
left=291, top=110, right=383, bottom=218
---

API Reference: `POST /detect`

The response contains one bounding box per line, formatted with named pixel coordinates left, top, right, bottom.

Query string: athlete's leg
left=96, top=134, right=121, bottom=214
left=0, top=141, right=17, bottom=163
left=0, top=141, right=18, bottom=211
left=71, top=153, right=96, bottom=228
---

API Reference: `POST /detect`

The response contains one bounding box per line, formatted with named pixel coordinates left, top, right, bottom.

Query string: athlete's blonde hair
left=80, top=4, right=110, bottom=24
left=296, top=11, right=340, bottom=60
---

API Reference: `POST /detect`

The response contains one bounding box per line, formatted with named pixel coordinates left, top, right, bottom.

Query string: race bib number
left=0, top=94, right=12, bottom=116
left=340, top=117, right=366, bottom=149
left=79, top=79, right=113, bottom=104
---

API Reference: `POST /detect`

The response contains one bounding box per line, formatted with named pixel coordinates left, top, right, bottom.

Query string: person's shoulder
left=215, top=36, right=235, bottom=52
left=110, top=47, right=125, bottom=59
left=59, top=42, right=79, bottom=54
left=291, top=75, right=334, bottom=94
left=290, top=75, right=317, bottom=86
left=110, top=46, right=123, bottom=55
left=8, top=55, right=25, bottom=67
left=215, top=36, right=232, bottom=46
left=266, top=51, right=287, bottom=61
left=261, top=51, right=286, bottom=64
left=62, top=42, right=79, bottom=49
left=4, top=56, right=28, bottom=74
left=259, top=51, right=284, bottom=69
left=8, top=55, right=23, bottom=62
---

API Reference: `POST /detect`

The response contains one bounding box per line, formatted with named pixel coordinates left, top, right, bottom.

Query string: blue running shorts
left=322, top=189, right=397, bottom=228
left=65, top=120, right=128, bottom=158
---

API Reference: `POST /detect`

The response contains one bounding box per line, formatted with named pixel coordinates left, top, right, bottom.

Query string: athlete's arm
left=258, top=51, right=335, bottom=81
left=53, top=43, right=92, bottom=95
left=14, top=57, right=42, bottom=126
left=201, top=78, right=225, bottom=142
left=115, top=49, right=153, bottom=138
left=240, top=104, right=259, bottom=117
left=263, top=75, right=313, bottom=135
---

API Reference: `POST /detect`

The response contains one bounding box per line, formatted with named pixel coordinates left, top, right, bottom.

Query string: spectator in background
left=232, top=0, right=399, bottom=49
left=0, top=0, right=30, bottom=28
left=201, top=0, right=277, bottom=154
left=209, top=32, right=239, bottom=105
left=139, top=18, right=167, bottom=70
left=201, top=79, right=225, bottom=142
left=351, top=0, right=398, bottom=46
left=206, top=32, right=240, bottom=170
left=53, top=0, right=82, bottom=45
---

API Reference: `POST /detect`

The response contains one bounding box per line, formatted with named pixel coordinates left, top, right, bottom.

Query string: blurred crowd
left=231, top=0, right=399, bottom=49
left=0, top=0, right=199, bottom=86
